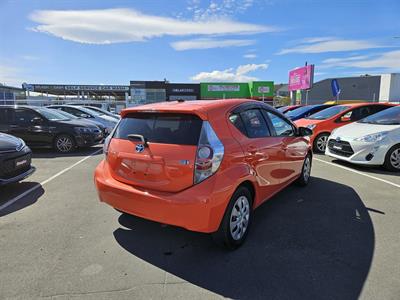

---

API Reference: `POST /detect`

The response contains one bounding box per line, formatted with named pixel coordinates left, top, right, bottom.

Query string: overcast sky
left=1, top=0, right=399, bottom=87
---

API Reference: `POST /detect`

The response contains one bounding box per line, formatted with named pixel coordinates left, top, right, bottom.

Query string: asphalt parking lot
left=0, top=147, right=399, bottom=300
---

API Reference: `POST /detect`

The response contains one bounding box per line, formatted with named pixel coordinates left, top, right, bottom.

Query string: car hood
left=330, top=122, right=400, bottom=139
left=0, top=133, right=24, bottom=152
left=294, top=118, right=323, bottom=127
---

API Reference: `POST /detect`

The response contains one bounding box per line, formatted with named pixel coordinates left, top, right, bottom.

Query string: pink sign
left=288, top=65, right=314, bottom=91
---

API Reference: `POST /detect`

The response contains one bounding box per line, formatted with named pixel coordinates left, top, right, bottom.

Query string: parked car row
left=279, top=102, right=399, bottom=171
left=0, top=104, right=120, bottom=185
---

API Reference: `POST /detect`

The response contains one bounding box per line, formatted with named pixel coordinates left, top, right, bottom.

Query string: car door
left=228, top=107, right=283, bottom=204
left=0, top=107, right=13, bottom=133
left=10, top=108, right=48, bottom=146
left=263, top=110, right=307, bottom=184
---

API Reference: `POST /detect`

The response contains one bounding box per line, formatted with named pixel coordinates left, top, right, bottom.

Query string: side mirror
left=298, top=127, right=313, bottom=136
left=340, top=116, right=351, bottom=122
left=81, top=113, right=91, bottom=118
left=31, top=117, right=43, bottom=125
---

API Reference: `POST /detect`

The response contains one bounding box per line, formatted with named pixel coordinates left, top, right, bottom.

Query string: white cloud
left=189, top=0, right=255, bottom=21
left=171, top=38, right=255, bottom=50
left=277, top=38, right=389, bottom=55
left=243, top=53, right=257, bottom=58
left=30, top=8, right=275, bottom=45
left=21, top=55, right=39, bottom=61
left=191, top=63, right=268, bottom=82
left=321, top=50, right=400, bottom=70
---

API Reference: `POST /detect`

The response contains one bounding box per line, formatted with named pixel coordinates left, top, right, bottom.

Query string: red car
left=95, top=99, right=313, bottom=249
left=295, top=103, right=395, bottom=152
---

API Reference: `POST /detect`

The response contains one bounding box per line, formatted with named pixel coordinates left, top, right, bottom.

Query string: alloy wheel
left=56, top=136, right=73, bottom=152
left=303, top=156, right=311, bottom=182
left=317, top=135, right=328, bottom=152
left=230, top=195, right=250, bottom=241
left=390, top=149, right=400, bottom=169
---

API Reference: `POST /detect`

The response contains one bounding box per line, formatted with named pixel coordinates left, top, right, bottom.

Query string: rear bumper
left=94, top=160, right=232, bottom=233
left=0, top=166, right=36, bottom=186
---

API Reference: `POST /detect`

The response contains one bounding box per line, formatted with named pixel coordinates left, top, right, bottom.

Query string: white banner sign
left=207, top=85, right=240, bottom=92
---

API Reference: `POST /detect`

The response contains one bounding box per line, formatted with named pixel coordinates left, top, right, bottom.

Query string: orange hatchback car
left=94, top=99, right=313, bottom=249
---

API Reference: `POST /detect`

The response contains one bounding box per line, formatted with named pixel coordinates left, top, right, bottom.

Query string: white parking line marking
left=314, top=158, right=400, bottom=189
left=0, top=148, right=102, bottom=212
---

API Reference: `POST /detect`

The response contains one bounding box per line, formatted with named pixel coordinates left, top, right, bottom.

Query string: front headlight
left=16, top=139, right=26, bottom=151
left=306, top=124, right=316, bottom=130
left=74, top=127, right=92, bottom=134
left=354, top=131, right=388, bottom=143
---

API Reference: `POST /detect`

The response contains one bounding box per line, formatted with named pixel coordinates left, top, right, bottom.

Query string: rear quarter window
left=114, top=113, right=203, bottom=145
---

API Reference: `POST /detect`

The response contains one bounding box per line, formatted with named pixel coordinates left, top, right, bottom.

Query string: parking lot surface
left=0, top=148, right=399, bottom=299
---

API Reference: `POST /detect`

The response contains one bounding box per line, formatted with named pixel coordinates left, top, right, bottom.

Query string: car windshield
left=286, top=105, right=316, bottom=117
left=35, top=107, right=70, bottom=121
left=307, top=105, right=350, bottom=120
left=75, top=106, right=100, bottom=116
left=50, top=109, right=79, bottom=119
left=84, top=106, right=107, bottom=116
left=358, top=106, right=400, bottom=125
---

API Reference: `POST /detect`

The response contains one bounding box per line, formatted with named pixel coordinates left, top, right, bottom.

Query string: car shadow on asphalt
left=0, top=182, right=44, bottom=217
left=113, top=177, right=374, bottom=300
left=31, top=146, right=103, bottom=159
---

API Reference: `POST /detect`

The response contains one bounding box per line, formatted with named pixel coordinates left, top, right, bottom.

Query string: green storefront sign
left=249, top=81, right=274, bottom=98
left=200, top=81, right=274, bottom=99
left=201, top=82, right=250, bottom=98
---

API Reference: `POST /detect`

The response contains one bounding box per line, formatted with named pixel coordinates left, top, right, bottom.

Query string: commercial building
left=22, top=83, right=130, bottom=101
left=0, top=84, right=25, bottom=105
left=16, top=80, right=275, bottom=108
left=166, top=83, right=200, bottom=101
left=200, top=81, right=274, bottom=102
left=295, top=73, right=400, bottom=104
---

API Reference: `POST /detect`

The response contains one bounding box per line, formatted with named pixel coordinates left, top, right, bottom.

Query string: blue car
left=285, top=104, right=334, bottom=121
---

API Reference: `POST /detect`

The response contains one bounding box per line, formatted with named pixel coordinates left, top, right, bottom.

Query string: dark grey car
left=0, top=133, right=35, bottom=185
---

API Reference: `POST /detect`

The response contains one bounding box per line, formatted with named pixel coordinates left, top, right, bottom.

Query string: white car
left=325, top=105, right=400, bottom=171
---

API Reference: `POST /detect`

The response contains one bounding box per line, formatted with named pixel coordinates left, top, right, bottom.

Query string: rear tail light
left=103, top=120, right=120, bottom=158
left=194, top=122, right=224, bottom=184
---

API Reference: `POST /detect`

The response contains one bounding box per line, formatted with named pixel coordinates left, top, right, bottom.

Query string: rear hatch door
left=107, top=113, right=203, bottom=192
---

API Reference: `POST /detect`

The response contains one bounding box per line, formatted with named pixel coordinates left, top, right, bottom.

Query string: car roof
left=334, top=102, right=393, bottom=108
left=121, top=99, right=256, bottom=119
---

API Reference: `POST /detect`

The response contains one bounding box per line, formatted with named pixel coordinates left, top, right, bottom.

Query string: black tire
left=296, top=153, right=312, bottom=186
left=383, top=145, right=400, bottom=172
left=212, top=186, right=253, bottom=250
left=313, top=133, right=330, bottom=153
left=54, top=134, right=75, bottom=153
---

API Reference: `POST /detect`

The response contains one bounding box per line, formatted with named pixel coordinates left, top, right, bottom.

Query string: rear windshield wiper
left=127, top=134, right=148, bottom=146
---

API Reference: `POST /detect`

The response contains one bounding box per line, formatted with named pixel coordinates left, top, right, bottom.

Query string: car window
left=265, top=112, right=295, bottom=136
left=359, top=105, right=400, bottom=125
left=59, top=107, right=85, bottom=117
left=307, top=105, right=350, bottom=120
left=114, top=113, right=202, bottom=145
left=240, top=109, right=270, bottom=138
left=229, top=113, right=247, bottom=136
left=15, top=109, right=38, bottom=125
left=342, top=106, right=373, bottom=122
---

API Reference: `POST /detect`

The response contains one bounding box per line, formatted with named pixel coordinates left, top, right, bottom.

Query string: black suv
left=0, top=106, right=103, bottom=153
left=0, top=133, right=35, bottom=185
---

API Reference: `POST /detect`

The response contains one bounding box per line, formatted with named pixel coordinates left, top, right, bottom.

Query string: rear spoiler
left=120, top=108, right=208, bottom=120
